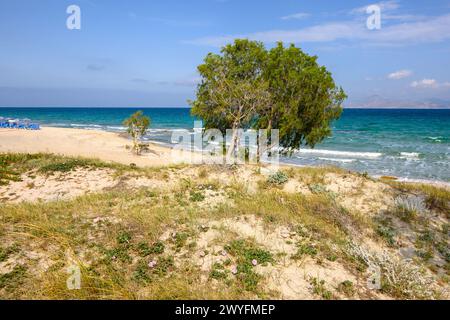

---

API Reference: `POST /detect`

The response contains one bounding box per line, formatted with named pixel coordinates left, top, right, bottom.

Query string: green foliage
left=123, top=111, right=151, bottom=155
left=190, top=190, right=205, bottom=202
left=173, top=232, right=189, bottom=249
left=1, top=153, right=123, bottom=183
left=226, top=240, right=273, bottom=265
left=0, top=244, right=20, bottom=263
left=105, top=246, right=132, bottom=263
left=374, top=216, right=397, bottom=247
left=153, top=256, right=174, bottom=276
left=267, top=171, right=289, bottom=186
left=137, top=241, right=165, bottom=257
left=225, top=240, right=273, bottom=292
left=0, top=265, right=27, bottom=290
left=376, top=225, right=396, bottom=247
left=0, top=154, right=23, bottom=185
left=133, top=256, right=174, bottom=282
left=39, top=159, right=91, bottom=174
left=190, top=39, right=346, bottom=157
left=309, top=183, right=337, bottom=200
left=338, top=280, right=355, bottom=297
left=260, top=42, right=346, bottom=151
left=291, top=243, right=318, bottom=260
left=309, top=277, right=333, bottom=300
left=117, top=231, right=132, bottom=245
left=210, top=262, right=229, bottom=280
left=133, top=260, right=151, bottom=283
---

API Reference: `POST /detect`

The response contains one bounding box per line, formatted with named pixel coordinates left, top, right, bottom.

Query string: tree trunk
left=226, top=123, right=240, bottom=162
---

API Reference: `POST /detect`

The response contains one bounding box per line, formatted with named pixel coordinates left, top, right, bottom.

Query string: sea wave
left=70, top=123, right=103, bottom=128
left=399, top=152, right=421, bottom=159
left=296, top=149, right=383, bottom=159
left=426, top=136, right=447, bottom=143
left=318, top=157, right=356, bottom=163
left=105, top=126, right=126, bottom=131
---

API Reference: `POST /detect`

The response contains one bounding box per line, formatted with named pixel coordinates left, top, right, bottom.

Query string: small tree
left=190, top=39, right=346, bottom=161
left=123, top=110, right=151, bottom=155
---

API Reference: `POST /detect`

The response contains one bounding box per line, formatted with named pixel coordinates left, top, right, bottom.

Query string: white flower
left=252, top=259, right=258, bottom=266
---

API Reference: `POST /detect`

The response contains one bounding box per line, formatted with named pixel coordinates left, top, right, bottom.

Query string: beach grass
left=0, top=153, right=449, bottom=299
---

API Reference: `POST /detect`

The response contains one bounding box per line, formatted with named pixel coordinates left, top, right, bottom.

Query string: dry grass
left=1, top=153, right=448, bottom=300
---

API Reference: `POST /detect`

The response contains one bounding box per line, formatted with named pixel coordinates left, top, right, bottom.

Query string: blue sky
left=1, top=0, right=450, bottom=107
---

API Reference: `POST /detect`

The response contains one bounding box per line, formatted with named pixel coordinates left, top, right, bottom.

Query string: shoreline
left=0, top=126, right=449, bottom=188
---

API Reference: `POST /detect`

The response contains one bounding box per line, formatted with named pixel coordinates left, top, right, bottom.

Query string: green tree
left=190, top=39, right=271, bottom=157
left=190, top=39, right=346, bottom=159
left=259, top=42, right=346, bottom=153
left=123, top=111, right=151, bottom=155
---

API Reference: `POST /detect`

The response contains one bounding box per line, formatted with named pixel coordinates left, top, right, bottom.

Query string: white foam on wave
left=296, top=149, right=382, bottom=159
left=399, top=152, right=420, bottom=159
left=70, top=123, right=103, bottom=128
left=106, top=126, right=126, bottom=131
left=318, top=157, right=356, bottom=163
left=426, top=136, right=444, bottom=143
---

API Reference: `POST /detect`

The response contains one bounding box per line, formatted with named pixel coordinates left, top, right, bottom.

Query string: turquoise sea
left=0, top=107, right=449, bottom=183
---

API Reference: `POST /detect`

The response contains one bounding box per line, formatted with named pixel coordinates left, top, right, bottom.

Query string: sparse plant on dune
left=393, top=195, right=427, bottom=222
left=267, top=171, right=289, bottom=186
left=347, top=242, right=438, bottom=299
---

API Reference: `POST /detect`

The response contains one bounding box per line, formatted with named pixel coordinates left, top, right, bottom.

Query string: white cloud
left=410, top=79, right=450, bottom=89
left=350, top=0, right=400, bottom=15
left=185, top=13, right=450, bottom=47
left=388, top=69, right=413, bottom=79
left=411, top=79, right=437, bottom=88
left=281, top=12, right=310, bottom=21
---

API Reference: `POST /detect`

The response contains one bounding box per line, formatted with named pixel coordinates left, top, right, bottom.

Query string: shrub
left=347, top=242, right=437, bottom=299
left=267, top=171, right=289, bottom=186
left=338, top=280, right=355, bottom=297
left=393, top=195, right=427, bottom=222
left=309, top=277, right=333, bottom=300
left=190, top=191, right=205, bottom=202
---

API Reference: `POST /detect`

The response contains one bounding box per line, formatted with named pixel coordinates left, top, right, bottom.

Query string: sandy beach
left=0, top=126, right=204, bottom=167
left=1, top=126, right=449, bottom=189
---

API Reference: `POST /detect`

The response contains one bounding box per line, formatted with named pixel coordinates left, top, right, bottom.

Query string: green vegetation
left=393, top=195, right=426, bottom=222
left=337, top=280, right=355, bottom=297
left=137, top=241, right=165, bottom=257
left=189, top=191, right=205, bottom=202
left=0, top=244, right=20, bottom=263
left=388, top=181, right=450, bottom=217
left=0, top=153, right=448, bottom=300
left=123, top=111, right=151, bottom=155
left=0, top=265, right=27, bottom=291
left=266, top=171, right=289, bottom=186
left=190, top=39, right=346, bottom=158
left=309, top=277, right=333, bottom=300
left=374, top=217, right=396, bottom=247
left=225, top=240, right=273, bottom=292
left=291, top=243, right=318, bottom=260
left=0, top=153, right=125, bottom=185
left=209, top=262, right=229, bottom=281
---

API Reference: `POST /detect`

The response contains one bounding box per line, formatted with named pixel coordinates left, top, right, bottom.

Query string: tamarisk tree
left=190, top=39, right=346, bottom=160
